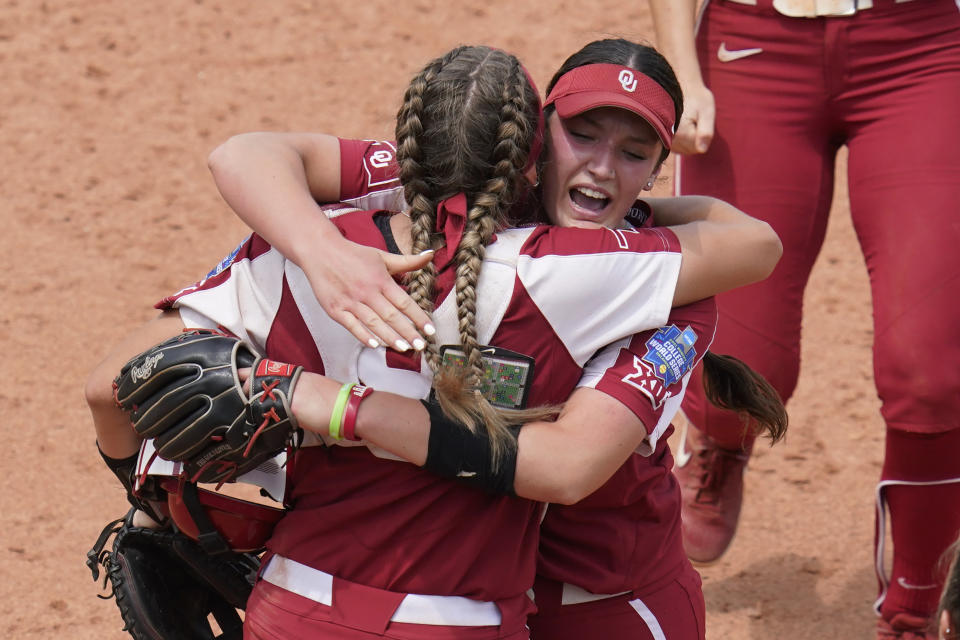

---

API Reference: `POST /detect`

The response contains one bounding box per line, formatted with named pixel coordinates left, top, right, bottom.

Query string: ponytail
left=701, top=352, right=788, bottom=443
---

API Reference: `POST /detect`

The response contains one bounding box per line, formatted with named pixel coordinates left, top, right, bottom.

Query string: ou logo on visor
left=618, top=69, right=638, bottom=93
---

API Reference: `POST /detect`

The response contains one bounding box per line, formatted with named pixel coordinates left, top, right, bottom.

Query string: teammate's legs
left=674, top=1, right=838, bottom=563
left=85, top=310, right=190, bottom=524
left=839, top=3, right=960, bottom=632
left=85, top=309, right=187, bottom=458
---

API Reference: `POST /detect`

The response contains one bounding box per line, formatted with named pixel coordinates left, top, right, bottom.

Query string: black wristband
left=420, top=400, right=520, bottom=496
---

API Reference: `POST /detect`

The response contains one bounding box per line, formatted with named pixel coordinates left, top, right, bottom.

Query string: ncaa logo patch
left=618, top=69, right=638, bottom=93
left=205, top=242, right=244, bottom=279
left=642, top=324, right=698, bottom=388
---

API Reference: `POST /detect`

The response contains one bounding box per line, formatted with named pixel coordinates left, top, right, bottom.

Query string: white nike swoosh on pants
left=717, top=42, right=763, bottom=63
left=897, top=577, right=938, bottom=591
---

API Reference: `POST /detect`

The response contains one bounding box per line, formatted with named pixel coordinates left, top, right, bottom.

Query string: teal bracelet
left=329, top=383, right=356, bottom=440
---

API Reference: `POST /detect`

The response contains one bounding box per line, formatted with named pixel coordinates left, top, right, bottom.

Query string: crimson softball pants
left=243, top=555, right=531, bottom=639
left=677, top=0, right=960, bottom=446
left=527, top=563, right=705, bottom=640
left=675, top=0, right=960, bottom=621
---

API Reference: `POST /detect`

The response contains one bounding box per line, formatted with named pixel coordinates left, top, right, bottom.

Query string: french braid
left=395, top=47, right=468, bottom=373
left=394, top=47, right=555, bottom=464
left=439, top=59, right=538, bottom=459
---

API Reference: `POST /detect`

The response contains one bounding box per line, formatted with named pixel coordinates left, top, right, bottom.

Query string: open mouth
left=569, top=186, right=610, bottom=213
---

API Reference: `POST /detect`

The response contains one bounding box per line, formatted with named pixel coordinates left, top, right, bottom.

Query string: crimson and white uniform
left=675, top=0, right=960, bottom=626
left=326, top=139, right=714, bottom=639
left=529, top=298, right=715, bottom=640
left=160, top=185, right=683, bottom=637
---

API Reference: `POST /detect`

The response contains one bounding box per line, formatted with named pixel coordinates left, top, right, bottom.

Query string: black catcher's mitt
left=114, top=329, right=303, bottom=484
left=86, top=508, right=260, bottom=640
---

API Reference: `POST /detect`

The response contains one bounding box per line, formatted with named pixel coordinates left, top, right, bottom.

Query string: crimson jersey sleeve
left=577, top=297, right=719, bottom=454
left=336, top=138, right=404, bottom=211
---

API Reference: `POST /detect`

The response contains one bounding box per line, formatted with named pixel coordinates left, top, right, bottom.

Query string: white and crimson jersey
left=543, top=297, right=717, bottom=595
left=333, top=138, right=718, bottom=597
left=159, top=202, right=683, bottom=602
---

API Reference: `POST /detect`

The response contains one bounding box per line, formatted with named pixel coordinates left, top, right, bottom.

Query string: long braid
left=395, top=48, right=466, bottom=372
left=454, top=60, right=531, bottom=387
left=440, top=60, right=538, bottom=460
left=395, top=46, right=557, bottom=466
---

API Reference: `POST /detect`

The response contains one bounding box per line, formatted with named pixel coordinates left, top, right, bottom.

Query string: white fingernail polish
left=367, top=338, right=380, bottom=348
left=395, top=339, right=411, bottom=352
left=419, top=249, right=435, bottom=256
left=413, top=338, right=426, bottom=351
left=423, top=323, right=436, bottom=336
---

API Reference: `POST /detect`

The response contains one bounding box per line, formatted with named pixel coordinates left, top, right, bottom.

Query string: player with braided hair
left=202, top=38, right=786, bottom=638
left=87, top=43, right=780, bottom=638
left=392, top=46, right=554, bottom=458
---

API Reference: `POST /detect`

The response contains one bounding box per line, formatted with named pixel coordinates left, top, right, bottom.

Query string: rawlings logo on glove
left=130, top=352, right=164, bottom=383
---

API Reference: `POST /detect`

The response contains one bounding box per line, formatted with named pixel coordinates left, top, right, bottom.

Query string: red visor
left=544, top=63, right=676, bottom=149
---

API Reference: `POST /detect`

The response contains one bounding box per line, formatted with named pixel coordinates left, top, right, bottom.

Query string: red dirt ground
left=2, top=1, right=883, bottom=637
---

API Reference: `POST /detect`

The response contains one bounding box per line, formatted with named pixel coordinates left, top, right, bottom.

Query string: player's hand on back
left=305, top=236, right=435, bottom=352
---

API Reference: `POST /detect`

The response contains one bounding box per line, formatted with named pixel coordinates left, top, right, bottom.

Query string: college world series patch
left=642, top=324, right=698, bottom=388
left=621, top=324, right=699, bottom=410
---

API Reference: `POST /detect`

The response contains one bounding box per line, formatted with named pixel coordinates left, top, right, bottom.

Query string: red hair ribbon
left=436, top=193, right=467, bottom=250
left=433, top=192, right=468, bottom=271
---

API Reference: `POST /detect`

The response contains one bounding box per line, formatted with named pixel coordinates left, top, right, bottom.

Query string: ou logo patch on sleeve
left=369, top=149, right=393, bottom=168
left=362, top=141, right=400, bottom=188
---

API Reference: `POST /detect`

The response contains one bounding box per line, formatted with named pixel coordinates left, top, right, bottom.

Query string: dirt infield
left=2, top=1, right=883, bottom=637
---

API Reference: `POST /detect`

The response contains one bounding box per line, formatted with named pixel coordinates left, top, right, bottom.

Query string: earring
left=644, top=180, right=654, bottom=190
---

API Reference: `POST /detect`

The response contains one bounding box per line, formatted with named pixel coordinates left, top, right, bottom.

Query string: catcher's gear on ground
left=86, top=507, right=260, bottom=640
left=161, top=478, right=285, bottom=555
left=114, top=329, right=303, bottom=484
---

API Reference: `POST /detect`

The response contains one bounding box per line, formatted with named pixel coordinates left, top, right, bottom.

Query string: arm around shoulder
left=512, top=387, right=648, bottom=504
left=340, top=384, right=646, bottom=504
left=208, top=132, right=434, bottom=348
left=207, top=131, right=344, bottom=266
left=648, top=196, right=782, bottom=306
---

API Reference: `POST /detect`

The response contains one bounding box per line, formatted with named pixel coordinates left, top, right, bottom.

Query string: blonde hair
left=395, top=46, right=552, bottom=463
